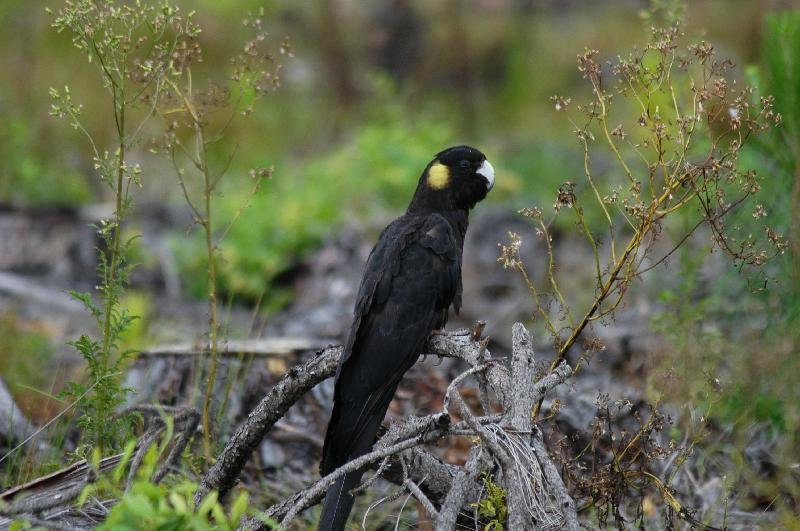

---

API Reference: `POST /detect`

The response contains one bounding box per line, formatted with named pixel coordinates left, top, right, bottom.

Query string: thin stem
left=539, top=219, right=574, bottom=329
left=164, top=72, right=224, bottom=460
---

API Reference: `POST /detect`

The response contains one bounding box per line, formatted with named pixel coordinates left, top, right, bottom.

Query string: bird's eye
left=459, top=160, right=470, bottom=169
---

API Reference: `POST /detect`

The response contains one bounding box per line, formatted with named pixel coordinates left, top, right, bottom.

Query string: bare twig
left=398, top=454, right=438, bottom=520
left=447, top=386, right=511, bottom=469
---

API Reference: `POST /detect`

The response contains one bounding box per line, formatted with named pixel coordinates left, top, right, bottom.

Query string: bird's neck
left=447, top=210, right=469, bottom=253
left=441, top=209, right=469, bottom=238
left=407, top=207, right=469, bottom=240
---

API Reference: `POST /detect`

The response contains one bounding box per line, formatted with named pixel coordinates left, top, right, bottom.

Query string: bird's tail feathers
left=318, top=469, right=363, bottom=531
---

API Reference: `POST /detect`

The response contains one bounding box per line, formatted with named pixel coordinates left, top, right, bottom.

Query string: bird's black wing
left=321, top=212, right=460, bottom=475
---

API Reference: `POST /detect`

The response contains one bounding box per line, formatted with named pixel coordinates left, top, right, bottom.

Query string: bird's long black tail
left=318, top=467, right=365, bottom=531
left=318, top=412, right=384, bottom=531
left=319, top=384, right=400, bottom=530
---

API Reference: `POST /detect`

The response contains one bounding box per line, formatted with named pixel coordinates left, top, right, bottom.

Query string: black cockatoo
left=319, top=145, right=495, bottom=530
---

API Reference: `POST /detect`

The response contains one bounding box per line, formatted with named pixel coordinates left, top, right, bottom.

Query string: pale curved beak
left=477, top=159, right=495, bottom=191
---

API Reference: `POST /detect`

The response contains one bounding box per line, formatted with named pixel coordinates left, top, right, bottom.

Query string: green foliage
left=759, top=12, right=800, bottom=150
left=46, top=438, right=278, bottom=531
left=60, top=222, right=140, bottom=453
left=97, top=444, right=274, bottom=531
left=98, top=479, right=254, bottom=531
left=0, top=115, right=92, bottom=206
left=176, top=111, right=459, bottom=305
left=719, top=389, right=785, bottom=430
left=747, top=11, right=800, bottom=325
left=49, top=0, right=197, bottom=453
left=472, top=475, right=507, bottom=531
left=62, top=327, right=136, bottom=456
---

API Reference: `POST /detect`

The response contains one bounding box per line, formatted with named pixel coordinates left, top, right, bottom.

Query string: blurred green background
left=2, top=0, right=794, bottom=303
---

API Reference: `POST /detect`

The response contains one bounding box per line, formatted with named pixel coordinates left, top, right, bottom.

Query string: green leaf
left=230, top=491, right=250, bottom=526
left=196, top=490, right=219, bottom=517
left=113, top=440, right=138, bottom=483
left=168, top=491, right=189, bottom=514
left=122, top=493, right=156, bottom=521
left=211, top=502, right=228, bottom=527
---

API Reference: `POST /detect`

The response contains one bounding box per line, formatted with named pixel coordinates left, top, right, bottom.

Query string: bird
left=318, top=145, right=495, bottom=530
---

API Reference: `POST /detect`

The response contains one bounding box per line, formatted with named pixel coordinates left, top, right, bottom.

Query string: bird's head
left=408, top=145, right=494, bottom=213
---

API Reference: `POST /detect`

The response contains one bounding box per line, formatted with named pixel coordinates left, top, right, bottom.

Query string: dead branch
left=119, top=405, right=199, bottom=489
left=506, top=323, right=538, bottom=530
left=138, top=337, right=327, bottom=358
left=426, top=330, right=511, bottom=407
left=274, top=414, right=456, bottom=527
left=446, top=382, right=512, bottom=469
left=238, top=413, right=499, bottom=530
left=378, top=447, right=466, bottom=511
left=194, top=345, right=342, bottom=505
left=434, top=446, right=487, bottom=530
left=532, top=426, right=579, bottom=531
left=0, top=469, right=96, bottom=517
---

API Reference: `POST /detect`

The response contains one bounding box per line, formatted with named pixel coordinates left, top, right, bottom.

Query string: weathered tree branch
left=194, top=346, right=341, bottom=505
left=198, top=329, right=506, bottom=506
left=399, top=454, right=439, bottom=520
left=434, top=446, right=487, bottom=530
left=426, top=330, right=511, bottom=407
left=506, top=323, right=538, bottom=530
left=272, top=414, right=456, bottom=529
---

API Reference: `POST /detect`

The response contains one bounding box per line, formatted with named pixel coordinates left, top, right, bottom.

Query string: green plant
left=49, top=427, right=276, bottom=531
left=748, top=11, right=800, bottom=324
left=498, top=17, right=783, bottom=413
left=48, top=0, right=197, bottom=454
left=472, top=475, right=508, bottom=531
left=497, top=6, right=784, bottom=528
left=98, top=475, right=256, bottom=531
left=96, top=440, right=275, bottom=531
left=153, top=8, right=288, bottom=458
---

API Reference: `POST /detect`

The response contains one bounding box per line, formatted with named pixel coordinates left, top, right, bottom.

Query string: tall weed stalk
left=49, top=0, right=197, bottom=454
left=154, top=8, right=289, bottom=459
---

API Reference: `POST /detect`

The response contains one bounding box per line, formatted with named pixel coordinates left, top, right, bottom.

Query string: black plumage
left=318, top=145, right=495, bottom=530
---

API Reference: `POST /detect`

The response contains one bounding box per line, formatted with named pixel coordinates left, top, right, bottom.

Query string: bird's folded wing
left=321, top=213, right=461, bottom=473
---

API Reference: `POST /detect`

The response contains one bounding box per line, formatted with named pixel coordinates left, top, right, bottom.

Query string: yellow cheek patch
left=427, top=162, right=451, bottom=190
